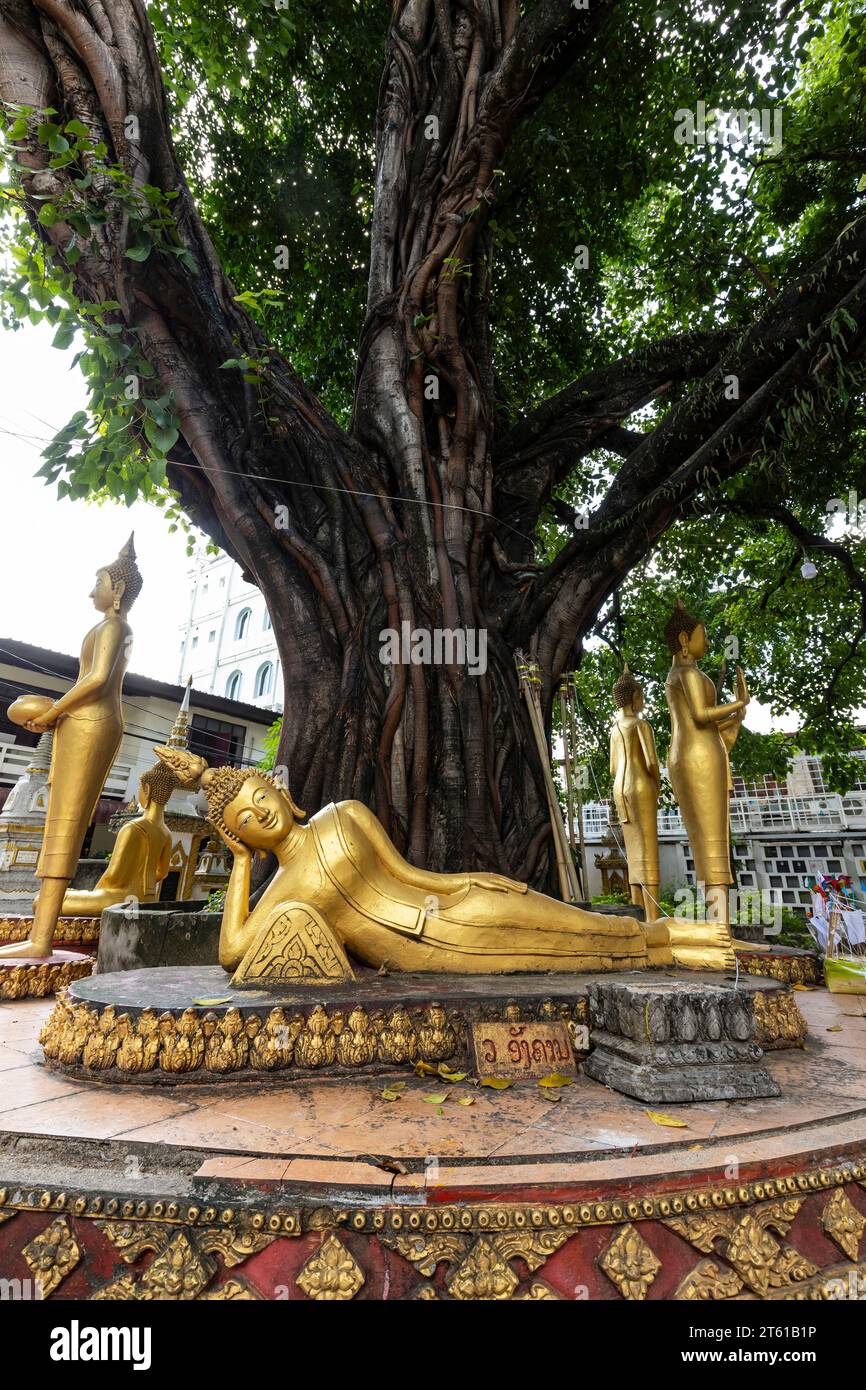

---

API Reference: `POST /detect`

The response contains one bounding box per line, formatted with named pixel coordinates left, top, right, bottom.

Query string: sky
left=0, top=318, right=198, bottom=684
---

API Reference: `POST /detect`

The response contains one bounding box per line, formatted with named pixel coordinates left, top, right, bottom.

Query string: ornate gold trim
left=296, top=1234, right=365, bottom=1300
left=0, top=916, right=100, bottom=946
left=752, top=987, right=807, bottom=1050
left=0, top=956, right=93, bottom=1000
left=3, top=1159, right=866, bottom=1302
left=735, top=948, right=823, bottom=986
left=39, top=990, right=589, bottom=1078
left=3, top=1157, right=863, bottom=1237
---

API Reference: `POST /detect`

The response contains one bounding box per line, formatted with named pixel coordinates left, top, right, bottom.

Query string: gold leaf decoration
left=22, top=1216, right=81, bottom=1297
left=822, top=1188, right=866, bottom=1261
left=599, top=1224, right=661, bottom=1300
left=296, top=1234, right=365, bottom=1300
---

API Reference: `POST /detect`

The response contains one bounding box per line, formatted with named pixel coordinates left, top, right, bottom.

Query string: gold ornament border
left=0, top=957, right=94, bottom=1001
left=1, top=1155, right=864, bottom=1237
left=38, top=989, right=591, bottom=1077
left=735, top=948, right=823, bottom=986
left=37, top=979, right=805, bottom=1078
left=1, top=1156, right=864, bottom=1301
left=0, top=916, right=100, bottom=947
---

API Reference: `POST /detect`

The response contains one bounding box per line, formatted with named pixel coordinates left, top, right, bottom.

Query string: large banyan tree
left=1, top=0, right=865, bottom=886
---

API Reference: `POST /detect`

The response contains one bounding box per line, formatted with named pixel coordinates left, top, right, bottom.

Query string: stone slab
left=582, top=979, right=781, bottom=1103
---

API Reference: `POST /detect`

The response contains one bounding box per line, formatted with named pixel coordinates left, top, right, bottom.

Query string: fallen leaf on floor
left=646, top=1110, right=688, bottom=1128
left=437, top=1066, right=468, bottom=1081
left=687, top=1143, right=704, bottom=1151
left=192, top=997, right=231, bottom=1006
left=456, top=1095, right=476, bottom=1106
left=381, top=1086, right=404, bottom=1102
left=481, top=1076, right=514, bottom=1090
left=541, top=1091, right=562, bottom=1103
left=413, top=1060, right=437, bottom=1076
left=424, top=1090, right=450, bottom=1104
left=793, top=983, right=816, bottom=991
left=826, top=1025, right=843, bottom=1032
left=538, top=1072, right=574, bottom=1089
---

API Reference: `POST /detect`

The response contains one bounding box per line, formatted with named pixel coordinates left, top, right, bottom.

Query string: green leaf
left=143, top=416, right=179, bottom=455
left=52, top=323, right=76, bottom=350
left=124, top=236, right=152, bottom=262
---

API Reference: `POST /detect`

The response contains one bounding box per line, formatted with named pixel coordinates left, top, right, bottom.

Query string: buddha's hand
left=735, top=666, right=750, bottom=706
left=469, top=873, right=528, bottom=894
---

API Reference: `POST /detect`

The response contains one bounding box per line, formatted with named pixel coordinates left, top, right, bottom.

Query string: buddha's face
left=90, top=568, right=114, bottom=612
left=688, top=623, right=708, bottom=659
left=632, top=689, right=645, bottom=714
left=223, top=775, right=294, bottom=849
left=679, top=623, right=707, bottom=659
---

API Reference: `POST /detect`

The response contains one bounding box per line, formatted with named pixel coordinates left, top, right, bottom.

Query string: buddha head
left=92, top=533, right=143, bottom=616
left=202, top=767, right=305, bottom=851
left=664, top=597, right=707, bottom=660
left=612, top=663, right=644, bottom=713
left=138, top=762, right=179, bottom=812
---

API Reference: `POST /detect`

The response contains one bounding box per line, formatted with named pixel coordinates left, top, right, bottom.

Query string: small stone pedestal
left=582, top=979, right=780, bottom=1103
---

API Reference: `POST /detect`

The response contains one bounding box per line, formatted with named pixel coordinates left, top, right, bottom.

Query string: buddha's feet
left=643, top=920, right=674, bottom=968
left=0, top=939, right=52, bottom=960
left=666, top=917, right=736, bottom=972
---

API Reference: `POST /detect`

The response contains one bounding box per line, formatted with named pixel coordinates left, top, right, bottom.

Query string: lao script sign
left=470, top=1021, right=578, bottom=1081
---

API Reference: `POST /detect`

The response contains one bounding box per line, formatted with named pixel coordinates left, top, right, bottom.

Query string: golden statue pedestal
left=0, top=950, right=93, bottom=1001
left=0, top=915, right=101, bottom=949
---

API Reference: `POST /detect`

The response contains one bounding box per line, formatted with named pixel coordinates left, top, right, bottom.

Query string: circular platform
left=39, top=964, right=805, bottom=1084
left=0, top=984, right=864, bottom=1301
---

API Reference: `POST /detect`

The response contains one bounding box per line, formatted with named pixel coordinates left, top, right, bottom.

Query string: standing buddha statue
left=0, top=535, right=142, bottom=959
left=609, top=664, right=672, bottom=966
left=663, top=598, right=749, bottom=970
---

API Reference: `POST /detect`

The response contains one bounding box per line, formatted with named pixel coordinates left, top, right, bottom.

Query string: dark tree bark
left=2, top=0, right=866, bottom=887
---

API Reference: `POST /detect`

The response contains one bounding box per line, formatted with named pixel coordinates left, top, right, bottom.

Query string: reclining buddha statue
left=155, top=747, right=649, bottom=982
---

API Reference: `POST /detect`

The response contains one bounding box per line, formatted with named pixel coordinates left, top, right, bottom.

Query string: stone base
left=3, top=980, right=863, bottom=1301
left=0, top=915, right=100, bottom=948
left=0, top=951, right=94, bottom=1000
left=37, top=963, right=803, bottom=1084
left=582, top=979, right=780, bottom=1103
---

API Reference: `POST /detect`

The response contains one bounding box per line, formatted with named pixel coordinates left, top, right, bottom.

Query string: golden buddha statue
left=663, top=598, right=749, bottom=970
left=155, top=748, right=649, bottom=979
left=60, top=762, right=178, bottom=916
left=610, top=665, right=672, bottom=966
left=0, top=536, right=142, bottom=959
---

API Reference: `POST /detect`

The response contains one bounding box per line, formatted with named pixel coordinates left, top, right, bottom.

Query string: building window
left=225, top=670, right=242, bottom=701
left=189, top=714, right=246, bottom=765
left=263, top=610, right=272, bottom=631
left=191, top=635, right=198, bottom=649
left=254, top=662, right=273, bottom=698
left=235, top=609, right=251, bottom=641
left=220, top=576, right=226, bottom=588
left=208, top=630, right=216, bottom=643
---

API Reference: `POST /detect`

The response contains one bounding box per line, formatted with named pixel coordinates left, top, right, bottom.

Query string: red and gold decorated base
left=0, top=950, right=94, bottom=1001
left=1, top=984, right=865, bottom=1299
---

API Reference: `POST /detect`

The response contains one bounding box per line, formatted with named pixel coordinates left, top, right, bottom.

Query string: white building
left=178, top=549, right=281, bottom=712
left=578, top=750, right=866, bottom=911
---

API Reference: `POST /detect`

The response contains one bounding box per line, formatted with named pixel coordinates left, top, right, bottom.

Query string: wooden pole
left=516, top=655, right=579, bottom=901
left=566, top=676, right=589, bottom=901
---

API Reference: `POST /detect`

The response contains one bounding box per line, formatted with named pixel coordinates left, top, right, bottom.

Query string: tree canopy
left=1, top=0, right=865, bottom=876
